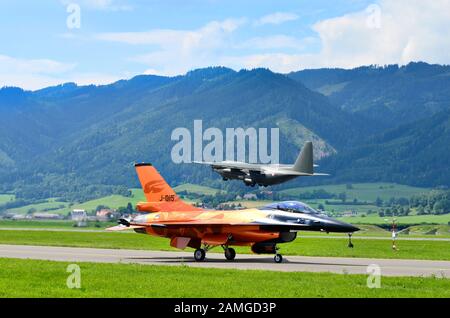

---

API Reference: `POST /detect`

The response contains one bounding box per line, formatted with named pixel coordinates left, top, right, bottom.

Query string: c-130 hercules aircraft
left=194, top=141, right=328, bottom=187
left=107, top=163, right=359, bottom=263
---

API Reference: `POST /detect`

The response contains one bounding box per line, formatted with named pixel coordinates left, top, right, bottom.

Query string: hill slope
left=0, top=67, right=365, bottom=200
left=288, top=62, right=450, bottom=129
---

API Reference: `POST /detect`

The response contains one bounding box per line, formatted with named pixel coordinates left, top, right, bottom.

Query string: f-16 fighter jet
left=107, top=163, right=359, bottom=263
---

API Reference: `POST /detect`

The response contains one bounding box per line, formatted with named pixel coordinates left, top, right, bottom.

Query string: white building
left=71, top=209, right=87, bottom=221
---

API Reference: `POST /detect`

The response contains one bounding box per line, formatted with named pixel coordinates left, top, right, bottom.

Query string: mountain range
left=0, top=62, right=449, bottom=201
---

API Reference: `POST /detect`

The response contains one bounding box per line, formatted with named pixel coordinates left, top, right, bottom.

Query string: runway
left=1, top=244, right=449, bottom=277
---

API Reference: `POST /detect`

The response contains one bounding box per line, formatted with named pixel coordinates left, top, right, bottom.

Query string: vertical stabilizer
left=134, top=163, right=201, bottom=212
left=292, top=142, right=313, bottom=174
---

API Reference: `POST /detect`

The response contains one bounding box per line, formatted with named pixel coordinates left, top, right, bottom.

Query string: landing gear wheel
left=224, top=248, right=236, bottom=261
left=194, top=248, right=206, bottom=262
left=274, top=254, right=283, bottom=263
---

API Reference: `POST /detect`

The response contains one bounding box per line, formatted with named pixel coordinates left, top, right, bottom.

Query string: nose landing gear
left=274, top=254, right=283, bottom=263
left=348, top=233, right=354, bottom=248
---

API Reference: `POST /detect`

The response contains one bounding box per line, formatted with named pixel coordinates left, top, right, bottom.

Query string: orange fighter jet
left=107, top=163, right=359, bottom=263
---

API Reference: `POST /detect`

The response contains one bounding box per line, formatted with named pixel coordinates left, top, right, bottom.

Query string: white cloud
left=224, top=0, right=450, bottom=72
left=0, top=55, right=74, bottom=89
left=0, top=55, right=120, bottom=90
left=236, top=35, right=308, bottom=50
left=96, top=18, right=247, bottom=75
left=0, top=55, right=75, bottom=74
left=254, top=12, right=299, bottom=26
left=309, top=0, right=450, bottom=68
left=18, top=0, right=448, bottom=89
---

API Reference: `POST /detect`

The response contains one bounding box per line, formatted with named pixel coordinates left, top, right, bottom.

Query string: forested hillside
left=0, top=63, right=449, bottom=202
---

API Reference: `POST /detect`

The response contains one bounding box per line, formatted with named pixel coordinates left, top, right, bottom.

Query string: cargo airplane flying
left=194, top=141, right=328, bottom=187
left=107, top=163, right=359, bottom=263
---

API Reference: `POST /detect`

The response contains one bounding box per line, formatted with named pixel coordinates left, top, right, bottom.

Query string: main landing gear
left=193, top=245, right=237, bottom=262
left=193, top=244, right=284, bottom=263
left=224, top=247, right=236, bottom=261
left=194, top=248, right=206, bottom=261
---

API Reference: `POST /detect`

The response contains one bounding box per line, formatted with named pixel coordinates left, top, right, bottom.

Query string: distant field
left=6, top=200, right=69, bottom=215
left=0, top=220, right=115, bottom=230
left=300, top=224, right=450, bottom=238
left=0, top=194, right=15, bottom=205
left=0, top=182, right=439, bottom=221
left=1, top=230, right=449, bottom=261
left=224, top=200, right=272, bottom=209
left=0, top=187, right=200, bottom=216
left=304, top=200, right=379, bottom=213
left=1, top=258, right=449, bottom=298
left=174, top=183, right=221, bottom=195
left=338, top=214, right=450, bottom=225
left=281, top=183, right=428, bottom=202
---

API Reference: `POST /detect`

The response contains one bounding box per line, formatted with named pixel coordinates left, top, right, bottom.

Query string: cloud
left=16, top=0, right=449, bottom=89
left=254, top=12, right=299, bottom=26
left=96, top=18, right=247, bottom=75
left=236, top=35, right=312, bottom=51
left=307, top=0, right=450, bottom=68
left=224, top=0, right=450, bottom=72
left=0, top=55, right=119, bottom=90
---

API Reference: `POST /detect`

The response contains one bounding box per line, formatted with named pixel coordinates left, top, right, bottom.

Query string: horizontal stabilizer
left=105, top=225, right=145, bottom=231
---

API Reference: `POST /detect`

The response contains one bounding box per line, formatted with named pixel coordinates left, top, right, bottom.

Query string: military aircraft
left=107, top=163, right=359, bottom=263
left=194, top=141, right=328, bottom=187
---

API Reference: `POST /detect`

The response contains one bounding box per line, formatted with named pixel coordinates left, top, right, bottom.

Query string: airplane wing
left=123, top=219, right=318, bottom=231
left=193, top=161, right=265, bottom=172
left=129, top=220, right=252, bottom=228
left=194, top=162, right=327, bottom=176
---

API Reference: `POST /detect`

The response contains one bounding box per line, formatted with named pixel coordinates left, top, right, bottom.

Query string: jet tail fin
left=135, top=163, right=178, bottom=202
left=134, top=163, right=201, bottom=212
left=293, top=142, right=313, bottom=174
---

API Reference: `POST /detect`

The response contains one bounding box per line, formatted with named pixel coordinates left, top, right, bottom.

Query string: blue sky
left=1, top=0, right=449, bottom=89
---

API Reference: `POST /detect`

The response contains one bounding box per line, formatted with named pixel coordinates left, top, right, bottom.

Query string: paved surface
left=1, top=244, right=449, bottom=277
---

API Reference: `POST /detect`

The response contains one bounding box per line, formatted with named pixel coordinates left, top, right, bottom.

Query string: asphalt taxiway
left=1, top=244, right=449, bottom=277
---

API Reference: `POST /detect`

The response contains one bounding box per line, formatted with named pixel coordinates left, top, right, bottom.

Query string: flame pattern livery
left=107, top=163, right=359, bottom=263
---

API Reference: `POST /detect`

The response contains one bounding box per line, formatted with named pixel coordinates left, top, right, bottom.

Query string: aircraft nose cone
left=344, top=223, right=360, bottom=233
left=324, top=219, right=360, bottom=233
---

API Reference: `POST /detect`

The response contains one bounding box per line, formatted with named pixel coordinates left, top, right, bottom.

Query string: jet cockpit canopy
left=261, top=201, right=320, bottom=215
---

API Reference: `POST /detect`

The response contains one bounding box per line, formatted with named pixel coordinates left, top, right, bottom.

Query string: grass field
left=281, top=183, right=428, bottom=202
left=6, top=200, right=69, bottom=215
left=0, top=220, right=115, bottom=230
left=1, top=229, right=449, bottom=261
left=300, top=224, right=450, bottom=237
left=0, top=187, right=201, bottom=216
left=174, top=183, right=221, bottom=195
left=0, top=194, right=15, bottom=205
left=304, top=199, right=380, bottom=213
left=0, top=258, right=448, bottom=297
left=0, top=182, right=435, bottom=218
left=338, top=214, right=450, bottom=225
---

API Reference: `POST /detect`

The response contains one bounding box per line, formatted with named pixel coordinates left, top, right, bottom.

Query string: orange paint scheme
left=107, top=163, right=359, bottom=262
left=134, top=163, right=202, bottom=212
